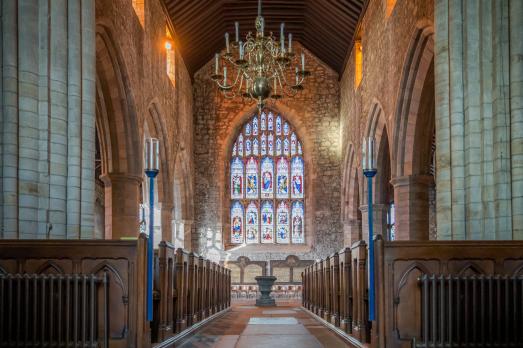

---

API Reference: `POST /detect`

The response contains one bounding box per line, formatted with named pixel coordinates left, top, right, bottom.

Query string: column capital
left=390, top=174, right=434, bottom=188
left=100, top=172, right=143, bottom=186
left=359, top=204, right=388, bottom=213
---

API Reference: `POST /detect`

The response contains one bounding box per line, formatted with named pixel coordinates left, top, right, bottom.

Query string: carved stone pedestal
left=255, top=276, right=277, bottom=307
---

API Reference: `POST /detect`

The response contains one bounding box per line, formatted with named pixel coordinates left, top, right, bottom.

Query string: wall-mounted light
left=165, top=40, right=173, bottom=50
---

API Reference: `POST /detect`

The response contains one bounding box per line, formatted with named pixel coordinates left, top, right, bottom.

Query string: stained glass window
left=230, top=111, right=305, bottom=244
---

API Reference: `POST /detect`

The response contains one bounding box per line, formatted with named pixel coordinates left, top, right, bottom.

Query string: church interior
left=1, top=0, right=523, bottom=347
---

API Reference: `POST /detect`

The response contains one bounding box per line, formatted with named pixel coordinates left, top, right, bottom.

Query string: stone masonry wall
left=340, top=0, right=435, bottom=243
left=95, top=0, right=194, bottom=241
left=193, top=43, right=342, bottom=262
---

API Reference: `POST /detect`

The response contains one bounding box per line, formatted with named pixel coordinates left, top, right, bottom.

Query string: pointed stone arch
left=390, top=24, right=435, bottom=240
left=219, top=104, right=316, bottom=252
left=341, top=143, right=362, bottom=245
left=95, top=24, right=141, bottom=239
left=361, top=101, right=392, bottom=240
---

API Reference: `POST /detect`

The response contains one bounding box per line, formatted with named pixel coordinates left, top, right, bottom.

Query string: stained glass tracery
left=230, top=111, right=305, bottom=245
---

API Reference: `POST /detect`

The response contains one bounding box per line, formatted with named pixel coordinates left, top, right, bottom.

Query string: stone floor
left=177, top=301, right=350, bottom=348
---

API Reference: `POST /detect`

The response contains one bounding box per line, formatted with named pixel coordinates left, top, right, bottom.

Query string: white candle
left=362, top=138, right=367, bottom=169
left=235, top=22, right=239, bottom=42
left=239, top=41, right=244, bottom=59
left=368, top=137, right=375, bottom=169
left=223, top=66, right=227, bottom=86
left=301, top=52, right=305, bottom=71
left=261, top=18, right=265, bottom=34
left=145, top=138, right=159, bottom=171
left=214, top=53, right=219, bottom=75
left=225, top=32, right=230, bottom=53
left=288, top=33, right=292, bottom=53
left=295, top=66, right=299, bottom=84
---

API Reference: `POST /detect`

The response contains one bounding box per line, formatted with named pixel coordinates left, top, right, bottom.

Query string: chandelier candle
left=210, top=0, right=311, bottom=110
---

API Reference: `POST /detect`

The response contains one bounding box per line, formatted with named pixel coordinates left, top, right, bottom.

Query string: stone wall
left=94, top=0, right=194, bottom=243
left=339, top=0, right=435, bottom=244
left=193, top=43, right=342, bottom=262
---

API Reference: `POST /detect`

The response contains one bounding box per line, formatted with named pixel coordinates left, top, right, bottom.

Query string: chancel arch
left=391, top=25, right=435, bottom=240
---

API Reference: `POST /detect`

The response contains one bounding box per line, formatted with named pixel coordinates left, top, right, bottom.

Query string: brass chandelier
left=210, top=0, right=311, bottom=110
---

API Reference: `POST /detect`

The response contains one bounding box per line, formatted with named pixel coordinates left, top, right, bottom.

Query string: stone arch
left=364, top=101, right=391, bottom=204
left=172, top=150, right=194, bottom=250
left=219, top=103, right=316, bottom=251
left=390, top=25, right=435, bottom=240
left=95, top=24, right=140, bottom=176
left=362, top=101, right=392, bottom=240
left=95, top=24, right=141, bottom=239
left=393, top=25, right=435, bottom=177
left=143, top=101, right=176, bottom=244
left=341, top=143, right=362, bottom=245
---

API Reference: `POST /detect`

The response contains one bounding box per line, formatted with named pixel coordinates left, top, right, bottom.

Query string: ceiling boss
left=210, top=0, right=311, bottom=111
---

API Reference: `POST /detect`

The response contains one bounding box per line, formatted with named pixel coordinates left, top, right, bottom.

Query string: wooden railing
left=303, top=236, right=523, bottom=348
left=0, top=235, right=231, bottom=348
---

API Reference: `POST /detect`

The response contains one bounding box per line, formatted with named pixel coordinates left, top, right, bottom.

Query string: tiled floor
left=177, top=301, right=350, bottom=348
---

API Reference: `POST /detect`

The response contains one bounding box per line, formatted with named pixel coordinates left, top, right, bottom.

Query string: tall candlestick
left=235, top=22, right=239, bottom=42
left=288, top=33, right=292, bottom=53
left=214, top=53, right=219, bottom=75
left=225, top=32, right=230, bottom=54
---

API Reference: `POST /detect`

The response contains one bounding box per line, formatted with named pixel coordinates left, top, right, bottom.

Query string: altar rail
left=0, top=235, right=231, bottom=348
left=302, top=236, right=523, bottom=348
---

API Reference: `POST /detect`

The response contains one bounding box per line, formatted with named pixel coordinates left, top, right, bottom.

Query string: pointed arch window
left=230, top=111, right=305, bottom=245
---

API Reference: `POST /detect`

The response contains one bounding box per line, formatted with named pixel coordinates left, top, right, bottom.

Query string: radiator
left=0, top=273, right=109, bottom=347
left=414, top=274, right=523, bottom=348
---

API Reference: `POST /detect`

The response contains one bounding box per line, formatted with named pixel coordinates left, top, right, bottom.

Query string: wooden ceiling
left=162, top=0, right=366, bottom=76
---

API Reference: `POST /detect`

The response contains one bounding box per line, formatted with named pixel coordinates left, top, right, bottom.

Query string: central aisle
left=178, top=302, right=350, bottom=348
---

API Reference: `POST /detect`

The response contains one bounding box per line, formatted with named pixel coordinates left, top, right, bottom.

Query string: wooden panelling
left=0, top=235, right=148, bottom=348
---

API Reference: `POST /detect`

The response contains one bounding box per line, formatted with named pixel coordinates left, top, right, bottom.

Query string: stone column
left=435, top=0, right=523, bottom=239
left=359, top=204, right=388, bottom=243
left=391, top=175, right=433, bottom=240
left=101, top=173, right=141, bottom=239
left=343, top=219, right=362, bottom=246
left=160, top=203, right=174, bottom=243
left=510, top=0, right=523, bottom=239
left=1, top=0, right=95, bottom=239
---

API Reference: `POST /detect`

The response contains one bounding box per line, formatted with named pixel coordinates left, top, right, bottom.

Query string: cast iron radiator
left=414, top=274, right=523, bottom=348
left=0, top=273, right=109, bottom=347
